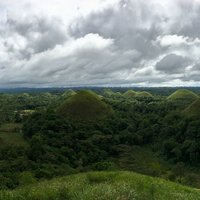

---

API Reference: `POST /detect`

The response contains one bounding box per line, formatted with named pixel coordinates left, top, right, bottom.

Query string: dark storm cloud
left=6, top=16, right=67, bottom=54
left=155, top=54, right=191, bottom=74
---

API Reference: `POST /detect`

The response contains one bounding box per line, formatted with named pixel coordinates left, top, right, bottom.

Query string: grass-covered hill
left=62, top=89, right=76, bottom=98
left=167, top=89, right=199, bottom=101
left=123, top=89, right=137, bottom=98
left=123, top=90, right=153, bottom=98
left=184, top=99, right=200, bottom=116
left=136, top=91, right=153, bottom=97
left=1, top=171, right=200, bottom=200
left=103, top=88, right=115, bottom=97
left=57, top=90, right=113, bottom=120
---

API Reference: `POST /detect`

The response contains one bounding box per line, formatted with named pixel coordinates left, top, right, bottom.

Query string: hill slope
left=123, top=90, right=137, bottom=98
left=136, top=91, right=153, bottom=97
left=57, top=90, right=113, bottom=120
left=184, top=99, right=200, bottom=116
left=103, top=88, right=115, bottom=97
left=1, top=171, right=200, bottom=200
left=62, top=89, right=76, bottom=98
left=168, top=89, right=199, bottom=100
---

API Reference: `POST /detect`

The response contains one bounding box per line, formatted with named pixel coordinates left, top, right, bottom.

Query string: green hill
left=115, top=92, right=122, bottom=96
left=123, top=90, right=137, bottom=98
left=168, top=89, right=199, bottom=100
left=1, top=171, right=200, bottom=200
left=136, top=91, right=153, bottom=97
left=103, top=89, right=115, bottom=97
left=62, top=89, right=76, bottom=98
left=184, top=99, right=200, bottom=116
left=57, top=90, right=113, bottom=120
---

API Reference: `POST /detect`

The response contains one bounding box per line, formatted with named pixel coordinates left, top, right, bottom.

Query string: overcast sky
left=1, top=0, right=200, bottom=87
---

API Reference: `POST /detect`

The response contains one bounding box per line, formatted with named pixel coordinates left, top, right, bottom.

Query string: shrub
left=19, top=172, right=37, bottom=186
left=92, top=161, right=116, bottom=171
left=87, top=172, right=117, bottom=184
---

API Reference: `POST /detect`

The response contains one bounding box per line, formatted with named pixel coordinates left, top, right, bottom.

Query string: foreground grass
left=1, top=171, right=200, bottom=200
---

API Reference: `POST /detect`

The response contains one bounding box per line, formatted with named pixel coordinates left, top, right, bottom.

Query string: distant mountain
left=57, top=90, right=113, bottom=120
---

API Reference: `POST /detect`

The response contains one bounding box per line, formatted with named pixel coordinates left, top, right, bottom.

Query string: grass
left=1, top=171, right=200, bottom=200
left=0, top=123, right=27, bottom=147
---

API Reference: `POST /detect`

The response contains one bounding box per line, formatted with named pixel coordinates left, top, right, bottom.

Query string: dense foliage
left=0, top=88, right=200, bottom=190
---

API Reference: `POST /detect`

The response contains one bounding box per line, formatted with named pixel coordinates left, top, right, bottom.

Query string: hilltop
left=57, top=90, right=113, bottom=120
left=136, top=91, right=153, bottom=97
left=123, top=90, right=153, bottom=98
left=184, top=99, right=200, bottom=116
left=62, top=89, right=76, bottom=98
left=168, top=89, right=199, bottom=100
left=1, top=171, right=200, bottom=200
left=102, top=88, right=115, bottom=97
left=123, top=89, right=137, bottom=98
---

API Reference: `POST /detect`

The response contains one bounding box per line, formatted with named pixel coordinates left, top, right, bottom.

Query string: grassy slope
left=62, top=89, right=77, bottom=98
left=136, top=91, right=153, bottom=97
left=57, top=90, right=113, bottom=120
left=1, top=171, right=200, bottom=200
left=123, top=90, right=137, bottom=98
left=168, top=89, right=199, bottom=100
left=184, top=99, right=200, bottom=116
left=123, top=90, right=153, bottom=98
left=0, top=123, right=27, bottom=147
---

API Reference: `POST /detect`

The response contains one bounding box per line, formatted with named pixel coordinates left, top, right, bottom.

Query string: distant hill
left=103, top=88, right=115, bottom=97
left=57, top=90, right=113, bottom=120
left=115, top=92, right=122, bottom=96
left=2, top=171, right=200, bottom=200
left=62, top=89, right=76, bottom=98
left=136, top=91, right=153, bottom=97
left=184, top=99, right=200, bottom=116
left=123, top=90, right=153, bottom=98
left=123, top=90, right=137, bottom=98
left=168, top=89, right=199, bottom=100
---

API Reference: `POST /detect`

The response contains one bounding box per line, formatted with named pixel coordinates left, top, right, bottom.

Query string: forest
left=0, top=87, right=200, bottom=192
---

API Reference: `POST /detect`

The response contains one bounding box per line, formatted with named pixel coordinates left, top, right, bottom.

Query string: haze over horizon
left=1, top=0, right=200, bottom=87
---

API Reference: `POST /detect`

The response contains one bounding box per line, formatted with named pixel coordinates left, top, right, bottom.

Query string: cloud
left=157, top=35, right=188, bottom=46
left=155, top=54, right=191, bottom=74
left=1, top=0, right=200, bottom=87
